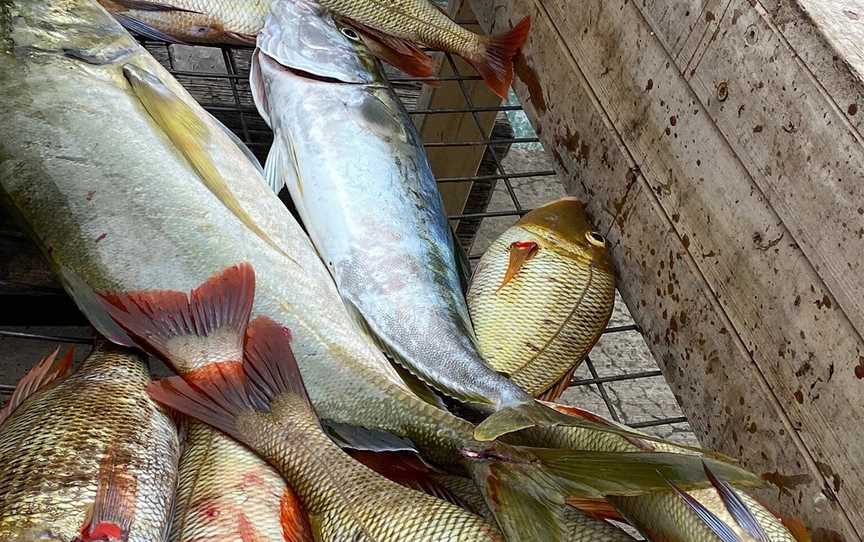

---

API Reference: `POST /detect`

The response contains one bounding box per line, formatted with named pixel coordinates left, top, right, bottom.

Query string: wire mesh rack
left=0, top=35, right=695, bottom=444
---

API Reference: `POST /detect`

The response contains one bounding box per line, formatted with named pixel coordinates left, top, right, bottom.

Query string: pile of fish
left=0, top=0, right=810, bottom=539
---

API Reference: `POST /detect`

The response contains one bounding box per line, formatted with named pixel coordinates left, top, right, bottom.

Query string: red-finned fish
left=0, top=344, right=180, bottom=541
left=314, top=0, right=531, bottom=97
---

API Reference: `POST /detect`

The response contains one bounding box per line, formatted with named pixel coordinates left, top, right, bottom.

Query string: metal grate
left=0, top=38, right=693, bottom=444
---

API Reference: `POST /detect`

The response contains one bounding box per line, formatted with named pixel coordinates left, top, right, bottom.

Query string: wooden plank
left=468, top=0, right=864, bottom=539
left=414, top=0, right=503, bottom=226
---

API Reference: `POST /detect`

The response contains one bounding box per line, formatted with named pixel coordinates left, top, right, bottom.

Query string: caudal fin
left=146, top=315, right=312, bottom=443
left=463, top=443, right=762, bottom=541
left=99, top=263, right=254, bottom=372
left=468, top=17, right=531, bottom=98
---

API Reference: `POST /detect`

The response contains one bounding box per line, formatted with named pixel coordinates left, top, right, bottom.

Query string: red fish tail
left=98, top=263, right=255, bottom=371
left=468, top=17, right=531, bottom=98
left=77, top=446, right=137, bottom=542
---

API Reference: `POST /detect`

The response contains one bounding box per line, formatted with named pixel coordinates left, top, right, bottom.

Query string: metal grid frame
left=0, top=39, right=688, bottom=435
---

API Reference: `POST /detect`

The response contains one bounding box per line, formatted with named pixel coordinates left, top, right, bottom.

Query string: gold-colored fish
left=467, top=197, right=616, bottom=400
left=315, top=0, right=530, bottom=96
left=98, top=0, right=268, bottom=45
left=0, top=344, right=180, bottom=541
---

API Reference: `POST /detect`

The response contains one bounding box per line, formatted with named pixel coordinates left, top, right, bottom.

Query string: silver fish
left=252, top=0, right=577, bottom=443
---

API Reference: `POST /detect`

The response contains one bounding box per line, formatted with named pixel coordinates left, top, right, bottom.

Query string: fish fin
left=475, top=400, right=730, bottom=459
left=665, top=476, right=742, bottom=542
left=565, top=496, right=625, bottom=522
left=704, top=461, right=770, bottom=542
left=348, top=450, right=466, bottom=507
left=497, top=240, right=538, bottom=291
left=112, top=13, right=187, bottom=44
left=111, top=0, right=199, bottom=12
left=250, top=49, right=272, bottom=126
left=540, top=402, right=654, bottom=450
left=242, top=316, right=313, bottom=409
left=0, top=347, right=73, bottom=426
left=467, top=17, right=531, bottom=98
left=211, top=115, right=264, bottom=176
left=98, top=263, right=255, bottom=369
left=148, top=316, right=309, bottom=442
left=224, top=31, right=258, bottom=46
left=464, top=444, right=760, bottom=541
left=322, top=420, right=419, bottom=454
left=390, top=362, right=449, bottom=410
left=467, top=453, right=568, bottom=541
left=350, top=22, right=435, bottom=77
left=536, top=365, right=577, bottom=402
left=123, top=64, right=294, bottom=263
left=280, top=486, right=315, bottom=542
left=79, top=447, right=137, bottom=542
left=262, top=129, right=299, bottom=196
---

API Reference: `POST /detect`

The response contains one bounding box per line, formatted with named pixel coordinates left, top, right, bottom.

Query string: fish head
left=257, top=0, right=383, bottom=84
left=516, top=197, right=613, bottom=272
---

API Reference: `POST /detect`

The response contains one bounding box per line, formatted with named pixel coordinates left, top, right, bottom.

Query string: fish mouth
left=283, top=65, right=356, bottom=85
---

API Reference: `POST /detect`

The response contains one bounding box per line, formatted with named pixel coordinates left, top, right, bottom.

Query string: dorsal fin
left=540, top=401, right=655, bottom=451
left=0, top=347, right=74, bottom=426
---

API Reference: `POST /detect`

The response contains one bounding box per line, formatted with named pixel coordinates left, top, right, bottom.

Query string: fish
left=97, top=0, right=267, bottom=45
left=252, top=0, right=588, bottom=443
left=0, top=1, right=763, bottom=539
left=312, top=0, right=530, bottom=97
left=523, top=404, right=802, bottom=542
left=0, top=343, right=180, bottom=541
left=0, top=1, right=310, bottom=539
left=149, top=310, right=506, bottom=541
left=350, top=449, right=638, bottom=541
left=466, top=197, right=616, bottom=400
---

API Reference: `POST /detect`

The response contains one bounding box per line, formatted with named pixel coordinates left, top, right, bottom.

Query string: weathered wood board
left=467, top=0, right=864, bottom=539
left=414, top=0, right=503, bottom=226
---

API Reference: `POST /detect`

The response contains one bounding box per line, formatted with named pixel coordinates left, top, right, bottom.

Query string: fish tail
left=98, top=263, right=255, bottom=372
left=462, top=444, right=764, bottom=541
left=467, top=17, right=531, bottom=98
left=146, top=314, right=313, bottom=443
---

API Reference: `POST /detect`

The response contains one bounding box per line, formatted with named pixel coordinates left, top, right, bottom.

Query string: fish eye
left=586, top=231, right=606, bottom=247
left=341, top=26, right=361, bottom=41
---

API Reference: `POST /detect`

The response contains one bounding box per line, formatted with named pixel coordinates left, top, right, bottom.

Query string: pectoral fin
left=498, top=240, right=538, bottom=291
left=0, top=348, right=73, bottom=427
left=123, top=64, right=295, bottom=262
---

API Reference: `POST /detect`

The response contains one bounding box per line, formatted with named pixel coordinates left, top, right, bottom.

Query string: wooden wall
left=467, top=0, right=864, bottom=539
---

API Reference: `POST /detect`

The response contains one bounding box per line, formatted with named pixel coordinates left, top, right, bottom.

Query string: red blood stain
left=85, top=191, right=96, bottom=201
left=855, top=358, right=864, bottom=379
left=95, top=233, right=107, bottom=243
left=202, top=504, right=220, bottom=519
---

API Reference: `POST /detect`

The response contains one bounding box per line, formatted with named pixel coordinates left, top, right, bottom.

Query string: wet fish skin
left=254, top=0, right=552, bottom=431
left=0, top=343, right=180, bottom=541
left=314, top=0, right=530, bottom=96
left=98, top=0, right=268, bottom=44
left=467, top=197, right=616, bottom=398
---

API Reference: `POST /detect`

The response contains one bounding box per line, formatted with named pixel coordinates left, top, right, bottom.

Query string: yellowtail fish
left=313, top=0, right=531, bottom=96
left=0, top=344, right=180, bottom=541
left=525, top=404, right=805, bottom=542
left=467, top=197, right=616, bottom=400
left=98, top=0, right=267, bottom=45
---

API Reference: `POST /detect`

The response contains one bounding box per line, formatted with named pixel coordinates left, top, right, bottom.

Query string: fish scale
left=0, top=344, right=180, bottom=541
left=467, top=210, right=616, bottom=397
